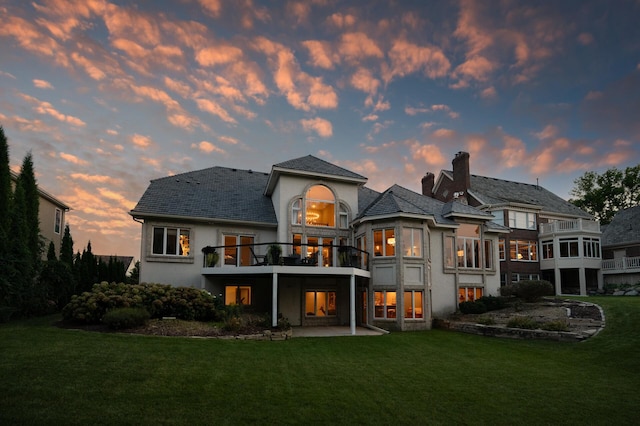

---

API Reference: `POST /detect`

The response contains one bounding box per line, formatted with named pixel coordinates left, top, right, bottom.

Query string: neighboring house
left=424, top=152, right=602, bottom=296
left=601, top=206, right=640, bottom=285
left=130, top=155, right=508, bottom=333
left=10, top=171, right=70, bottom=258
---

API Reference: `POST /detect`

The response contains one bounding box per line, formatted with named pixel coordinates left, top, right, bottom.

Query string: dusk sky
left=1, top=0, right=639, bottom=262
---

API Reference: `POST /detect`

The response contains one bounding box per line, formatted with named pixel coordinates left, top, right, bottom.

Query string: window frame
left=225, top=285, right=252, bottom=306
left=54, top=208, right=62, bottom=234
left=559, top=238, right=579, bottom=258
left=508, top=211, right=537, bottom=230
left=373, top=228, right=396, bottom=257
left=458, top=286, right=483, bottom=303
left=404, top=290, right=424, bottom=319
left=151, top=226, right=191, bottom=257
left=583, top=237, right=601, bottom=259
left=305, top=290, right=337, bottom=317
left=542, top=240, right=554, bottom=259
left=402, top=228, right=423, bottom=258
left=374, top=290, right=397, bottom=319
left=509, top=240, right=538, bottom=262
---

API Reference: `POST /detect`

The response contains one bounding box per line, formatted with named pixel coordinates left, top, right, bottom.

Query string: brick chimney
left=421, top=172, right=435, bottom=197
left=452, top=151, right=470, bottom=194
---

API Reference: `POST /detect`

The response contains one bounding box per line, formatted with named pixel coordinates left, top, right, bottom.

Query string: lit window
left=152, top=227, right=190, bottom=256
left=225, top=285, right=251, bottom=305
left=305, top=185, right=335, bottom=227
left=305, top=291, right=336, bottom=316
left=509, top=240, right=538, bottom=261
left=223, top=235, right=255, bottom=266
left=456, top=224, right=480, bottom=268
left=373, top=228, right=395, bottom=257
left=499, top=239, right=506, bottom=261
left=458, top=287, right=483, bottom=303
left=402, top=228, right=422, bottom=257
left=404, top=291, right=423, bottom=319
left=374, top=291, right=396, bottom=319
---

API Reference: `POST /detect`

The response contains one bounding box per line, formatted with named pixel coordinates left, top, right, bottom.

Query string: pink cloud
left=71, top=173, right=124, bottom=186
left=197, top=0, right=222, bottom=17
left=60, top=152, right=88, bottom=166
left=384, top=39, right=450, bottom=82
left=338, top=32, right=384, bottom=63
left=195, top=45, right=244, bottom=67
left=500, top=135, right=526, bottom=168
left=102, top=3, right=161, bottom=46
left=33, top=79, right=54, bottom=89
left=191, top=141, right=225, bottom=154
left=432, top=128, right=456, bottom=139
left=534, top=124, right=558, bottom=140
left=327, top=13, right=356, bottom=28
left=195, top=98, right=236, bottom=123
left=302, top=40, right=338, bottom=69
left=131, top=134, right=153, bottom=149
left=300, top=117, right=333, bottom=138
left=350, top=68, right=380, bottom=95
left=410, top=143, right=447, bottom=167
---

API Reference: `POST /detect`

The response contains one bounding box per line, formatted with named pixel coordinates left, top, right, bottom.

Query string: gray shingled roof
left=358, top=184, right=456, bottom=225
left=358, top=186, right=380, bottom=215
left=601, top=205, right=640, bottom=246
left=467, top=174, right=592, bottom=219
left=130, top=166, right=277, bottom=224
left=274, top=155, right=366, bottom=180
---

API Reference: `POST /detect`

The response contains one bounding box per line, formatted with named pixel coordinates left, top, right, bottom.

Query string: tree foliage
left=569, top=165, right=640, bottom=224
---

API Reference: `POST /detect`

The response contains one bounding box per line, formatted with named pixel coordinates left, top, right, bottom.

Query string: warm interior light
left=387, top=237, right=396, bottom=246
left=457, top=249, right=464, bottom=257
left=306, top=211, right=320, bottom=220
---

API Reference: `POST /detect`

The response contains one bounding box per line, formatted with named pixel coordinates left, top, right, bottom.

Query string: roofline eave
left=129, top=211, right=278, bottom=228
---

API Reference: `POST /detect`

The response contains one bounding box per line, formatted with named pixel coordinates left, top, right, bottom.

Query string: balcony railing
left=202, top=242, right=370, bottom=271
left=539, top=219, right=600, bottom=235
left=601, top=256, right=640, bottom=273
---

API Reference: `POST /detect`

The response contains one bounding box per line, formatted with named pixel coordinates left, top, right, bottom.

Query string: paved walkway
left=292, top=326, right=386, bottom=338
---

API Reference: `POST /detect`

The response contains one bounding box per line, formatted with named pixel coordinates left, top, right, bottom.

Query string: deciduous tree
left=569, top=165, right=640, bottom=224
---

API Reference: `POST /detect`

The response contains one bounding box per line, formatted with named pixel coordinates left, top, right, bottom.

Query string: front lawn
left=1, top=296, right=638, bottom=425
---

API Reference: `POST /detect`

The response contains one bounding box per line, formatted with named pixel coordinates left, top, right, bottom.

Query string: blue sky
left=1, top=0, right=639, bottom=260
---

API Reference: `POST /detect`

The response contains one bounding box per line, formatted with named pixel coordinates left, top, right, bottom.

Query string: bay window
left=559, top=238, right=579, bottom=258
left=404, top=291, right=423, bottom=319
left=374, top=291, right=396, bottom=319
left=373, top=228, right=395, bottom=257
left=583, top=237, right=600, bottom=258
left=402, top=228, right=422, bottom=257
left=542, top=240, right=554, bottom=259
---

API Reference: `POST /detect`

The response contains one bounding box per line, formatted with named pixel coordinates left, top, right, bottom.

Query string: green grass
left=1, top=296, right=639, bottom=425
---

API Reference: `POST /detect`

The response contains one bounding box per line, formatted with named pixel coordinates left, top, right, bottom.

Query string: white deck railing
left=601, top=256, right=640, bottom=272
left=539, top=219, right=600, bottom=235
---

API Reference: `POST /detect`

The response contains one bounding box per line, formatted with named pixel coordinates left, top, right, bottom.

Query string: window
left=404, top=291, right=423, bottom=319
left=225, top=285, right=251, bottom=305
left=484, top=240, right=493, bottom=269
left=498, top=239, right=506, bottom=261
left=305, top=185, right=335, bottom=227
left=509, top=240, right=538, bottom=261
left=402, top=228, right=422, bottom=257
left=339, top=203, right=349, bottom=229
left=583, top=237, right=600, bottom=258
left=542, top=240, right=554, bottom=259
left=292, top=199, right=302, bottom=224
left=456, top=224, right=480, bottom=268
left=54, top=208, right=62, bottom=234
left=373, top=228, right=395, bottom=257
left=508, top=211, right=536, bottom=230
left=559, top=238, right=579, bottom=258
left=224, top=235, right=255, bottom=266
left=305, top=291, right=336, bottom=316
left=444, top=235, right=455, bottom=268
left=374, top=291, right=396, bottom=319
left=491, top=210, right=504, bottom=226
left=511, top=273, right=540, bottom=283
left=152, top=227, right=190, bottom=256
left=458, top=287, right=483, bottom=303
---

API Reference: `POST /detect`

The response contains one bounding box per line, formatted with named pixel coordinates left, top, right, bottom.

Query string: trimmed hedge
left=62, top=282, right=223, bottom=324
left=103, top=307, right=150, bottom=330
left=459, top=300, right=487, bottom=314
left=500, top=280, right=554, bottom=302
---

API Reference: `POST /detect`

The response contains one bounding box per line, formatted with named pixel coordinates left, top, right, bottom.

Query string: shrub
left=477, top=295, right=507, bottom=311
left=506, top=316, right=540, bottom=329
left=62, top=282, right=222, bottom=324
left=541, top=320, right=570, bottom=332
left=459, top=300, right=487, bottom=314
left=476, top=315, right=495, bottom=325
left=500, top=280, right=554, bottom=302
left=103, top=307, right=150, bottom=330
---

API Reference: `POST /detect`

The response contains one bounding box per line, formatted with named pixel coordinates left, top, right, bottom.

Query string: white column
left=579, top=267, right=587, bottom=296
left=350, top=274, right=356, bottom=335
left=554, top=268, right=562, bottom=295
left=272, top=273, right=278, bottom=327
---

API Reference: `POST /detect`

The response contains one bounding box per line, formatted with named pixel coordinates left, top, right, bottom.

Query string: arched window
left=305, top=185, right=335, bottom=227
left=339, top=203, right=349, bottom=229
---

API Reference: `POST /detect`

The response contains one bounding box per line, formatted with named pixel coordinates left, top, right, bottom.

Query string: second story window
left=305, top=185, right=335, bottom=227
left=373, top=228, right=395, bottom=257
left=402, top=228, right=422, bottom=257
left=152, top=227, right=190, bottom=256
left=508, top=211, right=537, bottom=230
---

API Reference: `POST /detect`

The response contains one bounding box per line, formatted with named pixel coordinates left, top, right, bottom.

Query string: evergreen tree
left=0, top=126, right=12, bottom=308
left=60, top=224, right=74, bottom=266
left=46, top=241, right=56, bottom=261
left=127, top=261, right=140, bottom=284
left=17, top=153, right=41, bottom=268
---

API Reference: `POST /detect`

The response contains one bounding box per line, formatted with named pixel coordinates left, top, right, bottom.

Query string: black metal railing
left=202, top=242, right=369, bottom=271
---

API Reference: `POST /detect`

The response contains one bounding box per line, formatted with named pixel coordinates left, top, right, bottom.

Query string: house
left=424, top=152, right=602, bottom=296
left=10, top=171, right=70, bottom=258
left=130, top=155, right=508, bottom=333
left=601, top=206, right=640, bottom=285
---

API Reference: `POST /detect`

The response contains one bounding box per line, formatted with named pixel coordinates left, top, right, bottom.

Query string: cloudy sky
left=1, top=0, right=639, bottom=261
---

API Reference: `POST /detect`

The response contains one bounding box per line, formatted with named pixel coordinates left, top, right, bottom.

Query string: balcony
left=601, top=256, right=640, bottom=274
left=539, top=219, right=600, bottom=235
left=201, top=242, right=370, bottom=272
